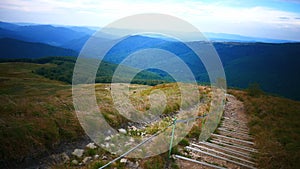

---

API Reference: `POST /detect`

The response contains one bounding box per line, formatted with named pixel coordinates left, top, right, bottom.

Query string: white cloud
left=1, top=0, right=300, bottom=40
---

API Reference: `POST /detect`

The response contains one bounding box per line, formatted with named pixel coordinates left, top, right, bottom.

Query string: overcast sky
left=1, top=0, right=300, bottom=41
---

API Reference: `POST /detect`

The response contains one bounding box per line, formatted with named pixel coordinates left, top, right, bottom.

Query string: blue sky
left=0, top=0, right=300, bottom=40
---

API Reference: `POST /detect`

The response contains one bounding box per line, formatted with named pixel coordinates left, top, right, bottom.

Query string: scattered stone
left=104, top=136, right=111, bottom=141
left=118, top=128, right=127, bottom=134
left=120, top=158, right=127, bottom=163
left=102, top=155, right=107, bottom=160
left=60, top=152, right=70, bottom=163
left=71, top=159, right=79, bottom=165
left=72, top=149, right=84, bottom=158
left=94, top=154, right=100, bottom=159
left=110, top=143, right=115, bottom=147
left=132, top=126, right=137, bottom=131
left=86, top=142, right=97, bottom=149
left=82, top=156, right=92, bottom=164
left=105, top=143, right=110, bottom=148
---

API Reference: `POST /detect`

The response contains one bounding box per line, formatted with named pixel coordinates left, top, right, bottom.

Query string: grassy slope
left=0, top=62, right=84, bottom=162
left=2, top=62, right=299, bottom=169
left=0, top=62, right=207, bottom=169
left=229, top=90, right=300, bottom=169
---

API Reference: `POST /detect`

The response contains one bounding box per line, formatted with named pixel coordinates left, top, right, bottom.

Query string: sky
left=0, top=0, right=300, bottom=41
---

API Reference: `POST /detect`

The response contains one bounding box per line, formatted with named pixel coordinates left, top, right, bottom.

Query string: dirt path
left=176, top=94, right=258, bottom=169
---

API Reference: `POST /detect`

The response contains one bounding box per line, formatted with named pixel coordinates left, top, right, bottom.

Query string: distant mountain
left=0, top=21, right=89, bottom=47
left=1, top=21, right=300, bottom=100
left=97, top=35, right=300, bottom=100
left=204, top=32, right=295, bottom=43
left=0, top=38, right=78, bottom=58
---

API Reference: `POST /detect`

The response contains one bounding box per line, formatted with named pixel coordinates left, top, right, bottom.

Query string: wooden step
left=190, top=143, right=256, bottom=165
left=175, top=155, right=226, bottom=169
left=197, top=141, right=253, bottom=160
left=186, top=146, right=257, bottom=169
left=217, top=130, right=254, bottom=141
left=211, top=134, right=254, bottom=145
left=218, top=127, right=250, bottom=135
left=221, top=123, right=249, bottom=130
left=210, top=139, right=258, bottom=153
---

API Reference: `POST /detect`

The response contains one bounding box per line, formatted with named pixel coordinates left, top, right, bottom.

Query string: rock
left=110, top=143, right=115, bottom=147
left=118, top=128, right=127, bottom=134
left=120, top=158, right=127, bottom=163
left=61, top=152, right=70, bottom=163
left=86, top=142, right=97, bottom=149
left=71, top=159, right=79, bottom=165
left=72, top=149, right=84, bottom=158
left=104, top=136, right=111, bottom=141
left=131, top=126, right=137, bottom=131
left=102, top=155, right=107, bottom=160
left=94, top=154, right=99, bottom=159
left=82, top=156, right=92, bottom=164
left=105, top=143, right=110, bottom=148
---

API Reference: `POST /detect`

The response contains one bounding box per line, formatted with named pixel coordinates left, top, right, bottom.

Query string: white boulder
left=118, top=128, right=127, bottom=134
left=120, top=158, right=127, bottom=163
left=86, top=142, right=97, bottom=149
left=82, top=156, right=92, bottom=164
left=72, top=149, right=84, bottom=158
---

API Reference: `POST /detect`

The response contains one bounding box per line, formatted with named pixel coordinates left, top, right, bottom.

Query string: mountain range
left=0, top=21, right=299, bottom=100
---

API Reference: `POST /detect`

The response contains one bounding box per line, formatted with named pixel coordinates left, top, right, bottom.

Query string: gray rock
left=72, top=149, right=84, bottom=158
left=131, top=126, right=137, bottom=131
left=60, top=152, right=70, bottom=163
left=102, top=155, right=107, bottom=160
left=118, top=128, right=127, bottom=134
left=86, top=142, right=97, bottom=149
left=71, top=159, right=79, bottom=165
left=82, top=156, right=92, bottom=164
left=120, top=158, right=127, bottom=163
left=94, top=154, right=100, bottom=159
left=104, top=136, right=111, bottom=141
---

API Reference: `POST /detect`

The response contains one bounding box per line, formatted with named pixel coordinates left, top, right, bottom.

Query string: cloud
left=1, top=0, right=300, bottom=40
left=279, top=16, right=290, bottom=20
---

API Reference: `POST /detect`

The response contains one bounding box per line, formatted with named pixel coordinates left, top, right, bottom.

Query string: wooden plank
left=221, top=123, right=249, bottom=130
left=175, top=155, right=227, bottom=169
left=198, top=141, right=252, bottom=159
left=210, top=140, right=258, bottom=153
left=190, top=143, right=256, bottom=165
left=186, top=146, right=257, bottom=169
left=217, top=130, right=254, bottom=140
left=220, top=124, right=249, bottom=132
left=211, top=134, right=254, bottom=145
left=218, top=127, right=250, bottom=135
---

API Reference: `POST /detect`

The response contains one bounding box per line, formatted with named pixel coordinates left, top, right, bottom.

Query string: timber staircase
left=175, top=95, right=258, bottom=169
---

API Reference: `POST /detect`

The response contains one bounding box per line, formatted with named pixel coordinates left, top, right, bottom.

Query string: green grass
left=0, top=62, right=83, bottom=161
left=0, top=61, right=215, bottom=169
left=229, top=89, right=300, bottom=169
